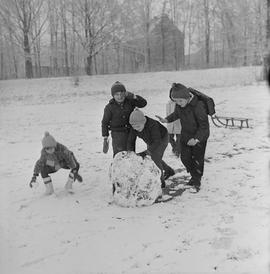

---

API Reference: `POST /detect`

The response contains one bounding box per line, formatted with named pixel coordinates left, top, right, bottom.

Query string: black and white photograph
left=0, top=0, right=269, bottom=273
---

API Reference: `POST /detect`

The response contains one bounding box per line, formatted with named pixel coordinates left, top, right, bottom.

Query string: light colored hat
left=42, top=131, right=57, bottom=148
left=129, top=109, right=146, bottom=126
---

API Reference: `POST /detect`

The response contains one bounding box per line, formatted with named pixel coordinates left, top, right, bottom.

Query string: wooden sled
left=211, top=115, right=251, bottom=129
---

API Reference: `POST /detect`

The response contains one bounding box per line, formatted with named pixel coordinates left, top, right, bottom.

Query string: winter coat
left=102, top=93, right=147, bottom=137
left=33, top=143, right=77, bottom=175
left=165, top=95, right=209, bottom=143
left=127, top=116, right=168, bottom=155
left=166, top=100, right=181, bottom=134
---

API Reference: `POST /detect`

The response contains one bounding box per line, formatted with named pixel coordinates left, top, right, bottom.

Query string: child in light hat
left=29, top=132, right=83, bottom=195
left=127, top=109, right=175, bottom=190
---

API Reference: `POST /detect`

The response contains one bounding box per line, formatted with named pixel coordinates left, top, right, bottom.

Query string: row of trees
left=0, top=0, right=269, bottom=79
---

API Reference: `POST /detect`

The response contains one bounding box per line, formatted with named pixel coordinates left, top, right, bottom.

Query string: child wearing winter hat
left=102, top=81, right=147, bottom=156
left=29, top=132, right=83, bottom=195
left=156, top=83, right=210, bottom=193
left=127, top=109, right=175, bottom=190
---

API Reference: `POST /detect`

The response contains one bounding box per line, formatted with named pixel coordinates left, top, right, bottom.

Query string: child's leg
left=150, top=135, right=173, bottom=188
left=168, top=134, right=176, bottom=152
left=175, top=134, right=181, bottom=156
left=40, top=166, right=56, bottom=195
left=111, top=131, right=129, bottom=157
left=190, top=141, right=207, bottom=186
left=180, top=142, right=193, bottom=175
left=62, top=155, right=82, bottom=183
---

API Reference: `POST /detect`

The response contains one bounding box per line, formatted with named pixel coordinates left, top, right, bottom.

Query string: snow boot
left=163, top=168, right=175, bottom=180
left=189, top=185, right=200, bottom=193
left=43, top=177, right=54, bottom=195
left=65, top=172, right=75, bottom=193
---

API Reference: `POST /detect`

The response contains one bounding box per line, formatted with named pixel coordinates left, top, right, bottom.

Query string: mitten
left=103, top=137, right=109, bottom=153
left=125, top=91, right=135, bottom=99
left=71, top=169, right=83, bottom=182
left=29, top=174, right=38, bottom=188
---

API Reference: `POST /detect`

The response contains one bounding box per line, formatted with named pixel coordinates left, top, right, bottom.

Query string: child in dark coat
left=156, top=83, right=210, bottom=193
left=102, top=81, right=147, bottom=157
left=127, top=109, right=175, bottom=190
left=29, top=132, right=82, bottom=195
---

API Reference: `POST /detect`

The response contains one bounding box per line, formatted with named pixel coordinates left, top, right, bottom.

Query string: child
left=166, top=99, right=181, bottom=157
left=156, top=83, right=210, bottom=193
left=29, top=132, right=83, bottom=195
left=127, top=109, right=175, bottom=190
left=102, top=81, right=147, bottom=157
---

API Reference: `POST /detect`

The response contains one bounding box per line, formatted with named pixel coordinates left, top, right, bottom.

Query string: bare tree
left=203, top=0, right=210, bottom=66
left=264, top=0, right=270, bottom=80
left=142, top=0, right=152, bottom=71
left=60, top=0, right=69, bottom=76
left=0, top=0, right=46, bottom=78
left=70, top=0, right=119, bottom=75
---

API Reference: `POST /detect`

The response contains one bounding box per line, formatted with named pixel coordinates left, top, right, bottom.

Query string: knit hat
left=129, top=109, right=146, bottom=126
left=42, top=131, right=57, bottom=148
left=170, top=83, right=190, bottom=100
left=111, top=81, right=126, bottom=96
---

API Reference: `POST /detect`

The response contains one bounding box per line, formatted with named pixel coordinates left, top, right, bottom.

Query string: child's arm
left=30, top=156, right=44, bottom=187
left=101, top=105, right=112, bottom=137
left=58, top=144, right=77, bottom=170
left=127, top=92, right=147, bottom=108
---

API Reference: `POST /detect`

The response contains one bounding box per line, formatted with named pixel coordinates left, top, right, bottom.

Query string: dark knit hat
left=42, top=131, right=57, bottom=148
left=129, top=109, right=146, bottom=126
left=111, top=81, right=126, bottom=96
left=170, top=83, right=190, bottom=100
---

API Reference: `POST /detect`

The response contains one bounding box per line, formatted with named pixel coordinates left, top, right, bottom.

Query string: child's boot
left=43, top=177, right=54, bottom=195
left=65, top=172, right=74, bottom=193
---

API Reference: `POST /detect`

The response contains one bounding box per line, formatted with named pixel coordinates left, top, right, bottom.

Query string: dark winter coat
left=33, top=143, right=77, bottom=175
left=127, top=116, right=168, bottom=155
left=102, top=93, right=147, bottom=137
left=165, top=95, right=209, bottom=143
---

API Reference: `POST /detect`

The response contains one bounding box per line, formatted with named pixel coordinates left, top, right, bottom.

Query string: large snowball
left=109, top=151, right=162, bottom=207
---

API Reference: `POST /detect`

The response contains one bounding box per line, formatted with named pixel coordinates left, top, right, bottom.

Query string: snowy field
left=0, top=66, right=269, bottom=273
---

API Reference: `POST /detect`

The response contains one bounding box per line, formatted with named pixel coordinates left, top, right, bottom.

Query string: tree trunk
left=144, top=1, right=151, bottom=72
left=264, top=0, right=270, bottom=81
left=86, top=55, right=92, bottom=75
left=61, top=2, right=69, bottom=76
left=204, top=0, right=210, bottom=66
left=0, top=25, right=4, bottom=80
left=24, top=33, right=33, bottom=78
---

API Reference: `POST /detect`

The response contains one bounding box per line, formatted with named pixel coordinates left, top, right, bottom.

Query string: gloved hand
left=29, top=174, right=38, bottom=188
left=125, top=91, right=136, bottom=99
left=137, top=151, right=147, bottom=159
left=155, top=115, right=168, bottom=123
left=103, top=137, right=109, bottom=153
left=71, top=169, right=83, bottom=182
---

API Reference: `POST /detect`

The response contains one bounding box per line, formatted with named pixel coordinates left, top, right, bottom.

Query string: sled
left=211, top=115, right=251, bottom=129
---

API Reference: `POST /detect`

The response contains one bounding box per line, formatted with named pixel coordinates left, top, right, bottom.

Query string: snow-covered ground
left=0, top=66, right=269, bottom=274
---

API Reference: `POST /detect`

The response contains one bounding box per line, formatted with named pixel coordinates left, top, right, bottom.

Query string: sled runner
left=211, top=115, right=251, bottom=129
left=187, top=87, right=252, bottom=130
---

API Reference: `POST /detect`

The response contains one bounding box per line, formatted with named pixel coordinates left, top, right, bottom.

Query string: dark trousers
left=149, top=134, right=174, bottom=188
left=180, top=141, right=207, bottom=185
left=111, top=131, right=135, bottom=157
left=40, top=158, right=80, bottom=179
left=169, top=134, right=181, bottom=156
